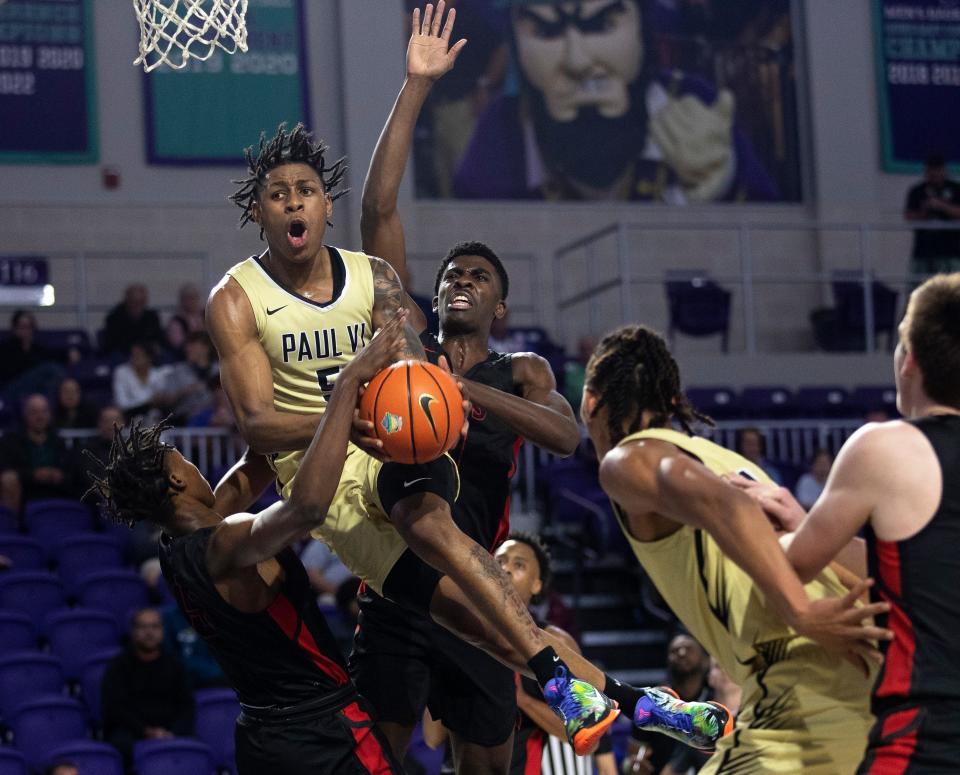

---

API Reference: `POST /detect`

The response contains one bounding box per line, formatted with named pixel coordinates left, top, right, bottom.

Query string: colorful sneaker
left=634, top=686, right=732, bottom=750
left=543, top=667, right=620, bottom=756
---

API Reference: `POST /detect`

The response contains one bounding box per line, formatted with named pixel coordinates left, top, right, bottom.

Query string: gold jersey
left=616, top=429, right=873, bottom=774
left=226, top=247, right=374, bottom=490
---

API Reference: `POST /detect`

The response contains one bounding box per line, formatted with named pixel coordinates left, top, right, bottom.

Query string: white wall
left=0, top=0, right=925, bottom=384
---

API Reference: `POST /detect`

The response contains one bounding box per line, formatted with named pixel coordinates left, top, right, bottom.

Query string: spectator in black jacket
left=103, top=284, right=163, bottom=356
left=102, top=607, right=195, bottom=766
left=0, top=394, right=70, bottom=513
left=0, top=310, right=63, bottom=403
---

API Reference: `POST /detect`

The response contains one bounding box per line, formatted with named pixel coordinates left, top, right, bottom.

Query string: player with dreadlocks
left=86, top=312, right=408, bottom=774
left=580, top=324, right=895, bottom=774
left=206, top=16, right=637, bottom=754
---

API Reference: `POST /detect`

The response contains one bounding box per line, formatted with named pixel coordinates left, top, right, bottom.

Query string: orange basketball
left=359, top=360, right=465, bottom=465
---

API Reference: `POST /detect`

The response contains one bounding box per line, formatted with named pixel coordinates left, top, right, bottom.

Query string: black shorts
left=377, top=455, right=460, bottom=614
left=858, top=702, right=960, bottom=774
left=351, top=591, right=517, bottom=748
left=235, top=693, right=403, bottom=775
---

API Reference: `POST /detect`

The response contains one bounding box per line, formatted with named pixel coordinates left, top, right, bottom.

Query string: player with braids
left=580, top=324, right=894, bottom=774
left=585, top=325, right=710, bottom=446
left=84, top=316, right=409, bottom=774
left=229, top=122, right=348, bottom=232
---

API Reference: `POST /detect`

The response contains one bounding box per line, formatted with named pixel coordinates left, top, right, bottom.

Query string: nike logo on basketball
left=552, top=655, right=560, bottom=662
left=403, top=477, right=430, bottom=488
left=266, top=305, right=287, bottom=316
left=419, top=393, right=440, bottom=440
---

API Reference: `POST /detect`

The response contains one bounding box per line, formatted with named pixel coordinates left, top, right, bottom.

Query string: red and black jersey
left=866, top=414, right=960, bottom=713
left=421, top=330, right=523, bottom=551
left=159, top=527, right=350, bottom=709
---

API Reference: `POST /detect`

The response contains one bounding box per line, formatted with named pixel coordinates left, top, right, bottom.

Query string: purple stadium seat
left=45, top=740, right=124, bottom=775
left=77, top=569, right=148, bottom=630
left=78, top=647, right=121, bottom=725
left=0, top=536, right=45, bottom=570
left=23, top=499, right=93, bottom=556
left=794, top=386, right=851, bottom=417
left=740, top=385, right=795, bottom=418
left=44, top=608, right=120, bottom=680
left=133, top=739, right=215, bottom=775
left=0, top=652, right=65, bottom=716
left=69, top=356, right=115, bottom=391
left=194, top=688, right=240, bottom=770
left=8, top=695, right=86, bottom=771
left=0, top=749, right=27, bottom=775
left=0, top=612, right=37, bottom=656
left=850, top=385, right=899, bottom=417
left=0, top=506, right=18, bottom=534
left=0, top=572, right=65, bottom=628
left=685, top=386, right=740, bottom=420
left=34, top=329, right=92, bottom=358
left=665, top=270, right=732, bottom=351
left=55, top=533, right=124, bottom=590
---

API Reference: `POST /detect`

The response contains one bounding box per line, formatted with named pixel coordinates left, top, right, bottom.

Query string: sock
left=528, top=646, right=569, bottom=687
left=602, top=674, right=645, bottom=718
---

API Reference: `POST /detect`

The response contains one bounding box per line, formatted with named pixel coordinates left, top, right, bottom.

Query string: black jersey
left=159, top=527, right=350, bottom=708
left=866, top=414, right=960, bottom=713
left=421, top=330, right=523, bottom=551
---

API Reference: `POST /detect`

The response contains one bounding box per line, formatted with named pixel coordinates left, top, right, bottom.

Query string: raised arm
left=460, top=352, right=579, bottom=456
left=205, top=312, right=408, bottom=579
left=212, top=447, right=277, bottom=516
left=206, top=276, right=324, bottom=454
left=361, top=1, right=466, bottom=333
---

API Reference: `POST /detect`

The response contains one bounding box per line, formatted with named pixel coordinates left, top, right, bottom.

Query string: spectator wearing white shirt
left=793, top=448, right=833, bottom=510
left=112, top=342, right=168, bottom=421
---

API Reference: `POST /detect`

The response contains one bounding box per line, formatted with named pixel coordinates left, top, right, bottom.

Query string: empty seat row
left=685, top=384, right=897, bottom=419
left=0, top=569, right=148, bottom=630
left=0, top=532, right=125, bottom=580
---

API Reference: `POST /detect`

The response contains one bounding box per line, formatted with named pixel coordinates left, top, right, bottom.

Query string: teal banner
left=144, top=0, right=308, bottom=165
left=874, top=0, right=960, bottom=172
left=0, top=0, right=97, bottom=164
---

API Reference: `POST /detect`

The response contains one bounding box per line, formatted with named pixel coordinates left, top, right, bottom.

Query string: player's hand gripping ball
left=359, top=360, right=465, bottom=465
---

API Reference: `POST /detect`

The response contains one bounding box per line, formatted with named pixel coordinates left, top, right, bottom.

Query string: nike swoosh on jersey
left=266, top=305, right=288, bottom=316
left=404, top=477, right=431, bottom=488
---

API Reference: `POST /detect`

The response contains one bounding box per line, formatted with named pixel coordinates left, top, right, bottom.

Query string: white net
left=133, top=0, right=249, bottom=72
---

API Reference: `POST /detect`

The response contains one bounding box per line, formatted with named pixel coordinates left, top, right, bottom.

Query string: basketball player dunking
left=349, top=4, right=732, bottom=771
left=732, top=273, right=960, bottom=774
left=579, top=325, right=895, bottom=774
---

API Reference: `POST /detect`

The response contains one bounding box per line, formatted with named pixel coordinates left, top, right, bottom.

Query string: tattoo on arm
left=371, top=256, right=425, bottom=359
left=471, top=544, right=545, bottom=645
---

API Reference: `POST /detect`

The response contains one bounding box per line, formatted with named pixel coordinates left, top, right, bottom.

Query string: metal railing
left=61, top=416, right=867, bottom=513
left=553, top=220, right=960, bottom=354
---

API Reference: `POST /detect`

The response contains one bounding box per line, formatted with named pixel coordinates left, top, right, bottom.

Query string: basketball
left=359, top=360, right=465, bottom=465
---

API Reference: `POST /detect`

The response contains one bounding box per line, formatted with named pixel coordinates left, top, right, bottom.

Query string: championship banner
left=874, top=0, right=960, bottom=172
left=144, top=0, right=309, bottom=165
left=0, top=0, right=97, bottom=164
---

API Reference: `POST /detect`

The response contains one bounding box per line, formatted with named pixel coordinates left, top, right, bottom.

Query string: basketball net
left=132, top=0, right=249, bottom=72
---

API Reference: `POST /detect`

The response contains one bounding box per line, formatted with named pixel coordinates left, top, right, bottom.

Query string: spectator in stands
left=165, top=283, right=206, bottom=358
left=53, top=376, right=98, bottom=429
left=735, top=427, right=783, bottom=484
left=44, top=763, right=79, bottom=775
left=630, top=632, right=712, bottom=775
left=794, top=447, right=833, bottom=509
left=706, top=658, right=741, bottom=720
left=488, top=309, right=525, bottom=353
left=161, top=604, right=227, bottom=689
left=102, top=607, right=195, bottom=766
left=112, top=342, right=168, bottom=421
left=68, top=405, right=124, bottom=500
left=0, top=309, right=63, bottom=403
left=904, top=154, right=960, bottom=277
left=156, top=332, right=219, bottom=424
left=103, top=284, right=164, bottom=356
left=301, top=539, right=353, bottom=600
left=0, top=394, right=70, bottom=512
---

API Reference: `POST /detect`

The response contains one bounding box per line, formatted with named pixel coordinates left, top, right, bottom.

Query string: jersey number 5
left=315, top=366, right=341, bottom=398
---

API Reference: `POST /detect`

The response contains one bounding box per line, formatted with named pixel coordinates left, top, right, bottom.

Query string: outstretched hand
left=344, top=309, right=408, bottom=385
left=787, top=577, right=893, bottom=678
left=408, top=2, right=467, bottom=82
left=727, top=474, right=806, bottom=533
